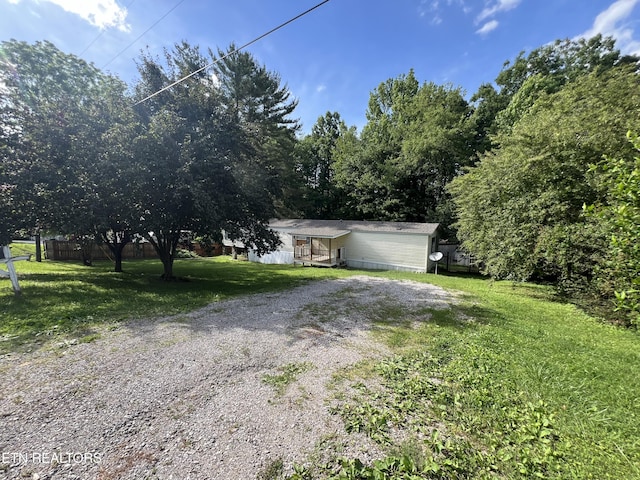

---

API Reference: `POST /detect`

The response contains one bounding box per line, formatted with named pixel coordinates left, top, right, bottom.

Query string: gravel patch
left=0, top=275, right=457, bottom=479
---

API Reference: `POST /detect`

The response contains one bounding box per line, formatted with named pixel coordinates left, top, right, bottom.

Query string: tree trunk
left=147, top=231, right=180, bottom=280
left=160, top=254, right=174, bottom=280
left=101, top=230, right=130, bottom=273
left=79, top=238, right=93, bottom=266
left=114, top=251, right=123, bottom=273
left=35, top=231, right=42, bottom=262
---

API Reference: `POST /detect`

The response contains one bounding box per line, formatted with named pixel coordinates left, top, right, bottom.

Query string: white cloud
left=578, top=0, right=640, bottom=56
left=7, top=0, right=130, bottom=31
left=417, top=0, right=439, bottom=21
left=443, top=0, right=471, bottom=14
left=419, top=0, right=514, bottom=33
left=476, top=0, right=521, bottom=23
left=476, top=20, right=499, bottom=35
left=419, top=0, right=469, bottom=24
left=316, top=84, right=327, bottom=93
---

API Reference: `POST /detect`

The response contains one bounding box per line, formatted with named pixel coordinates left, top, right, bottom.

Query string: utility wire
left=79, top=26, right=106, bottom=57
left=102, top=0, right=187, bottom=69
left=134, top=0, right=331, bottom=106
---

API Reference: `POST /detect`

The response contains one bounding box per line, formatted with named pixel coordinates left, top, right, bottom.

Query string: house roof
left=269, top=219, right=439, bottom=237
left=288, top=227, right=351, bottom=239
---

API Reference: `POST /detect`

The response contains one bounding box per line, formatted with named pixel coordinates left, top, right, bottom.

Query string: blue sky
left=1, top=0, right=639, bottom=133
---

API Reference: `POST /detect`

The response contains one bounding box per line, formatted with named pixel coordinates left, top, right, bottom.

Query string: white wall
left=248, top=231, right=294, bottom=264
left=345, top=231, right=430, bottom=273
left=248, top=229, right=435, bottom=272
left=248, top=249, right=294, bottom=265
left=276, top=231, right=294, bottom=252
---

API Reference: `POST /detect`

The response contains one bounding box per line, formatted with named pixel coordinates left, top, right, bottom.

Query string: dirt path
left=0, top=276, right=456, bottom=479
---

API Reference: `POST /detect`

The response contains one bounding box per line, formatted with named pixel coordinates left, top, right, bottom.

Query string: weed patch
left=258, top=458, right=284, bottom=480
left=262, top=362, right=314, bottom=397
left=298, top=277, right=640, bottom=479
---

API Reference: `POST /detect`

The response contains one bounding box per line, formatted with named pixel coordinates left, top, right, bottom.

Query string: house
left=248, top=219, right=441, bottom=273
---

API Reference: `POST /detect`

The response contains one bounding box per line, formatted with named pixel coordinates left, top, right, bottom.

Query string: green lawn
left=324, top=275, right=640, bottom=479
left=1, top=248, right=351, bottom=351
left=1, top=250, right=639, bottom=479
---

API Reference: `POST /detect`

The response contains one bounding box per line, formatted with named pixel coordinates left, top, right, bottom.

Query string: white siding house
left=249, top=219, right=441, bottom=273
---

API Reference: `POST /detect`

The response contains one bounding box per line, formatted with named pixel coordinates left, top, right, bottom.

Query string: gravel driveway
left=0, top=275, right=456, bottom=479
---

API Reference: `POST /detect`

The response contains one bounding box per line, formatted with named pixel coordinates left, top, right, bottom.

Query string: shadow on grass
left=436, top=302, right=502, bottom=328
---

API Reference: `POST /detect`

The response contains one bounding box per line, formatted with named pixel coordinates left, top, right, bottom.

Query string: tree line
left=295, top=36, right=640, bottom=325
left=1, top=36, right=639, bottom=323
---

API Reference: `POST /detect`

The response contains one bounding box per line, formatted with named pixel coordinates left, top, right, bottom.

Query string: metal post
left=1, top=246, right=22, bottom=295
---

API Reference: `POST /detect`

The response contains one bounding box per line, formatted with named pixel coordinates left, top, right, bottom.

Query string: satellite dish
left=429, top=251, right=443, bottom=275
left=429, top=251, right=443, bottom=262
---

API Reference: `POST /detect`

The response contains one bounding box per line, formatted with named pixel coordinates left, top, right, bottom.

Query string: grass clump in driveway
left=262, top=362, right=314, bottom=397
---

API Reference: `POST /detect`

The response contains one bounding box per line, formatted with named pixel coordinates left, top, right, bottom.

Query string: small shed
left=249, top=219, right=441, bottom=273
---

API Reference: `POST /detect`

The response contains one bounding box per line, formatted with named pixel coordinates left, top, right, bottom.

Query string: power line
left=134, top=0, right=331, bottom=106
left=102, top=0, right=187, bottom=69
left=78, top=25, right=106, bottom=57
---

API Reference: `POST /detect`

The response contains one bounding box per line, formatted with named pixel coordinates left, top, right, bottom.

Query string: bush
left=174, top=248, right=199, bottom=259
left=590, top=131, right=640, bottom=326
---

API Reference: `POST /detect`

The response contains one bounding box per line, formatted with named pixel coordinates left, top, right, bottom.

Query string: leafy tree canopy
left=293, top=112, right=352, bottom=219
left=0, top=40, right=132, bottom=256
left=133, top=42, right=298, bottom=278
left=588, top=132, right=640, bottom=325
left=470, top=34, right=639, bottom=143
left=211, top=44, right=300, bottom=218
left=334, top=70, right=475, bottom=233
left=450, top=64, right=640, bottom=287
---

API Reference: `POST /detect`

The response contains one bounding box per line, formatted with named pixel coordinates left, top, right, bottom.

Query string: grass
left=2, top=250, right=639, bottom=478
left=322, top=276, right=640, bottom=479
left=0, top=249, right=351, bottom=352
left=262, top=362, right=315, bottom=397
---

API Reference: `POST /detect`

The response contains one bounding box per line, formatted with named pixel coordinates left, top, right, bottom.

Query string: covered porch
left=292, top=227, right=350, bottom=268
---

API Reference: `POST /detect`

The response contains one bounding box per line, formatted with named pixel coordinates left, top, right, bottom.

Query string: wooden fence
left=45, top=240, right=158, bottom=261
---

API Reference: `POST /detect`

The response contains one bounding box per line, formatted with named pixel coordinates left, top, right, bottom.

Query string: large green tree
left=449, top=65, right=640, bottom=290
left=38, top=70, right=141, bottom=270
left=82, top=97, right=143, bottom=272
left=133, top=43, right=292, bottom=278
left=0, top=40, right=134, bottom=265
left=211, top=44, right=300, bottom=218
left=1, top=40, right=91, bottom=247
left=334, top=70, right=475, bottom=232
left=293, top=111, right=351, bottom=218
left=495, top=35, right=626, bottom=99
left=470, top=35, right=638, bottom=144
left=589, top=132, right=640, bottom=325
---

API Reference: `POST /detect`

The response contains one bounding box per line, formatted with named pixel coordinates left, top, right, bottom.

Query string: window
left=294, top=236, right=310, bottom=246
